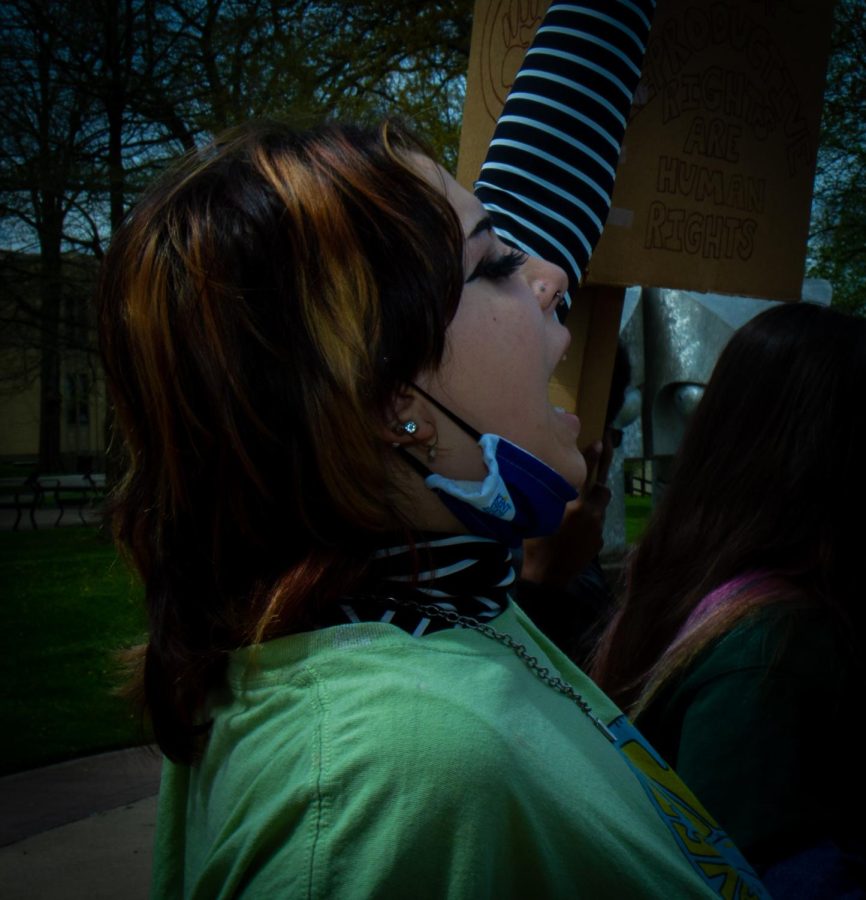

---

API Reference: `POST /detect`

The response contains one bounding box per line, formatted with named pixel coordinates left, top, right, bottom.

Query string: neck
left=385, top=446, right=472, bottom=532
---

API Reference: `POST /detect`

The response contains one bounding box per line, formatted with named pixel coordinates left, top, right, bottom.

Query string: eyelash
left=468, top=248, right=527, bottom=283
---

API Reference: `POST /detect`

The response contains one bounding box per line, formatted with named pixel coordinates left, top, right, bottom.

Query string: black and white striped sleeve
left=474, top=0, right=655, bottom=311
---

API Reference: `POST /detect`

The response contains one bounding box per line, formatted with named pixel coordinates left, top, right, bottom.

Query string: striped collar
left=318, top=534, right=516, bottom=637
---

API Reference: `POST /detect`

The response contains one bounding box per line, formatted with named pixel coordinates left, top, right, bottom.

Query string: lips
left=552, top=405, right=582, bottom=436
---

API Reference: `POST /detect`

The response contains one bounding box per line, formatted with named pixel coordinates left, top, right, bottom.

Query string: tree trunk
left=38, top=230, right=63, bottom=472
left=102, top=0, right=130, bottom=489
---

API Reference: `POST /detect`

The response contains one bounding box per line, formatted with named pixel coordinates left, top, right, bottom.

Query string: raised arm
left=475, top=0, right=655, bottom=307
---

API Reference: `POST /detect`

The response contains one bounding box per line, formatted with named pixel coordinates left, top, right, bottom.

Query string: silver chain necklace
left=396, top=598, right=616, bottom=744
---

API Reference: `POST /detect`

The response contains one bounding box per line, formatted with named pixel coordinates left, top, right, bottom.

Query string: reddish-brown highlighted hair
left=591, top=302, right=866, bottom=712
left=98, top=121, right=464, bottom=761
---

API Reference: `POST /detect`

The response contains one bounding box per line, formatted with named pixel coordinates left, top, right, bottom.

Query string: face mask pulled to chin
left=423, top=433, right=578, bottom=547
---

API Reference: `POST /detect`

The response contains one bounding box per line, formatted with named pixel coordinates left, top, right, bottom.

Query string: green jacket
left=637, top=603, right=860, bottom=869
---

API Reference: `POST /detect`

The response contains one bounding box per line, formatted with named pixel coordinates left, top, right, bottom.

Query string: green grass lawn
left=0, top=527, right=149, bottom=774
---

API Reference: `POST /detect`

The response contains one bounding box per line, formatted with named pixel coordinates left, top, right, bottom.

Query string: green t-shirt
left=152, top=605, right=765, bottom=898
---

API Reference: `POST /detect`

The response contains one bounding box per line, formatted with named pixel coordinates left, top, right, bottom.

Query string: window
left=65, top=372, right=90, bottom=426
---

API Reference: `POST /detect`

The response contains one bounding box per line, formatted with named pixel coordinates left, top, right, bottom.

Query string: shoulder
left=635, top=600, right=863, bottom=866
left=167, top=621, right=741, bottom=899
left=683, top=601, right=852, bottom=691
left=637, top=597, right=856, bottom=767
left=221, top=623, right=545, bottom=795
left=211, top=626, right=562, bottom=895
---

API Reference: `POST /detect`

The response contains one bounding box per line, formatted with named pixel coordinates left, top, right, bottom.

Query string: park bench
left=0, top=475, right=46, bottom=530
left=0, top=473, right=106, bottom=529
left=42, top=474, right=106, bottom=526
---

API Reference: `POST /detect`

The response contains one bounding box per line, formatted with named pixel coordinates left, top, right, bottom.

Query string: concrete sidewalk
left=2, top=498, right=157, bottom=894
left=0, top=504, right=103, bottom=531
left=0, top=747, right=161, bottom=899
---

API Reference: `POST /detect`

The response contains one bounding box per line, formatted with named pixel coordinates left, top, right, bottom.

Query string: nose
left=528, top=256, right=569, bottom=314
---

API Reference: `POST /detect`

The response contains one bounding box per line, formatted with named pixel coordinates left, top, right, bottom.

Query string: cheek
left=436, top=286, right=551, bottom=420
left=444, top=299, right=502, bottom=376
left=458, top=318, right=542, bottom=402
left=457, top=294, right=543, bottom=366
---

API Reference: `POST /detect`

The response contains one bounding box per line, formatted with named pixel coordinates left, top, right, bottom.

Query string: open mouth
left=552, top=404, right=582, bottom=436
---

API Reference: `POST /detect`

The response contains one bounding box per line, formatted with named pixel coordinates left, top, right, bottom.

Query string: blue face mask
left=402, top=388, right=578, bottom=548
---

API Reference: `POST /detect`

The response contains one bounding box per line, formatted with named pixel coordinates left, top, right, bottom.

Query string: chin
left=546, top=450, right=586, bottom=491
left=567, top=464, right=588, bottom=491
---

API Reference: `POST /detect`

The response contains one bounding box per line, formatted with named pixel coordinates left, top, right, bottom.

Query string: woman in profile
left=98, top=2, right=766, bottom=896
left=592, top=302, right=866, bottom=892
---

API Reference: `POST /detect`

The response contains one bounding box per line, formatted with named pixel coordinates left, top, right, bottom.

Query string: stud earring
left=399, top=420, right=418, bottom=435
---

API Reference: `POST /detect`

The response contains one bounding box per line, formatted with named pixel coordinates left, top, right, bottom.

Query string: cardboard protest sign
left=456, top=0, right=546, bottom=190
left=587, top=0, right=834, bottom=300
left=457, top=0, right=833, bottom=301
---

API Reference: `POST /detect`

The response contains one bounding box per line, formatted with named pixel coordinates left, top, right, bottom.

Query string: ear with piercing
left=391, top=419, right=438, bottom=463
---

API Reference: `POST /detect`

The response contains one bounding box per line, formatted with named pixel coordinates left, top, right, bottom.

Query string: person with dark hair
left=591, top=301, right=866, bottom=892
left=98, top=3, right=767, bottom=896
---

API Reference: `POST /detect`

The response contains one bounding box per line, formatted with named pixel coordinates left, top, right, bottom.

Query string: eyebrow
left=468, top=215, right=493, bottom=239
